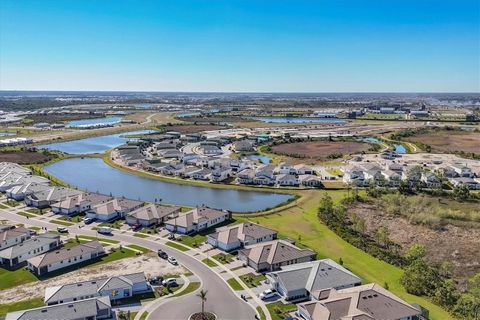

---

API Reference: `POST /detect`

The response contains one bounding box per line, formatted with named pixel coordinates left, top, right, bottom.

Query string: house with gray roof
left=51, top=192, right=112, bottom=215
left=266, top=259, right=362, bottom=302
left=27, top=240, right=105, bottom=276
left=0, top=162, right=31, bottom=176
left=125, top=204, right=181, bottom=227
left=0, top=234, right=61, bottom=268
left=6, top=296, right=112, bottom=320
left=0, top=173, right=50, bottom=192
left=0, top=227, right=31, bottom=251
left=24, top=187, right=83, bottom=208
left=238, top=239, right=316, bottom=272
left=44, top=272, right=149, bottom=305
left=6, top=182, right=51, bottom=201
left=297, top=283, right=422, bottom=320
left=86, top=198, right=144, bottom=222
left=207, top=222, right=277, bottom=251
left=165, top=206, right=230, bottom=234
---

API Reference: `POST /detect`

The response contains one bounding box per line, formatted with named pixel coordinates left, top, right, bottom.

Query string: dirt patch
left=271, top=141, right=371, bottom=160
left=0, top=151, right=53, bottom=164
left=407, top=131, right=480, bottom=153
left=350, top=202, right=480, bottom=284
left=26, top=114, right=104, bottom=124
left=162, top=124, right=227, bottom=134
left=0, top=252, right=184, bottom=304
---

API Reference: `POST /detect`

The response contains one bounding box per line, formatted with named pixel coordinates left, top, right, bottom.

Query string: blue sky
left=0, top=0, right=479, bottom=92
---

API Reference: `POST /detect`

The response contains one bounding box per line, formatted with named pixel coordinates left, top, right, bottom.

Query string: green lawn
left=202, top=258, right=218, bottom=267
left=139, top=311, right=149, bottom=320
left=58, top=215, right=84, bottom=223
left=266, top=301, right=297, bottom=320
left=77, top=235, right=119, bottom=244
left=0, top=298, right=44, bottom=318
left=177, top=234, right=207, bottom=248
left=125, top=244, right=150, bottom=254
left=0, top=267, right=38, bottom=290
left=236, top=189, right=453, bottom=320
left=99, top=219, right=124, bottom=229
left=165, top=241, right=190, bottom=252
left=173, top=282, right=201, bottom=297
left=17, top=211, right=36, bottom=218
left=25, top=208, right=44, bottom=215
left=226, top=278, right=243, bottom=291
left=212, top=252, right=234, bottom=264
left=50, top=219, right=74, bottom=226
left=256, top=306, right=267, bottom=320
left=4, top=199, right=21, bottom=207
left=240, top=273, right=266, bottom=288
left=133, top=232, right=150, bottom=238
left=139, top=227, right=157, bottom=235
left=0, top=203, right=9, bottom=209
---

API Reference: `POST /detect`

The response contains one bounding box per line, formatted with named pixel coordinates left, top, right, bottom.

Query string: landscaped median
left=165, top=241, right=190, bottom=252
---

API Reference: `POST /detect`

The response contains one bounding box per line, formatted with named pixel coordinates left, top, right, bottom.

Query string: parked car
left=131, top=224, right=141, bottom=231
left=167, top=256, right=178, bottom=265
left=97, top=226, right=112, bottom=235
left=157, top=249, right=168, bottom=259
left=149, top=276, right=163, bottom=285
left=259, top=289, right=276, bottom=300
left=56, top=227, right=68, bottom=233
left=83, top=217, right=95, bottom=224
left=162, top=278, right=177, bottom=287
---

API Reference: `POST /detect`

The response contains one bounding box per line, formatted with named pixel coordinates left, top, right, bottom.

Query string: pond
left=0, top=132, right=15, bottom=136
left=44, top=158, right=294, bottom=212
left=253, top=117, right=346, bottom=124
left=245, top=154, right=272, bottom=164
left=67, top=116, right=123, bottom=127
left=394, top=144, right=407, bottom=154
left=37, top=130, right=154, bottom=154
left=357, top=137, right=381, bottom=143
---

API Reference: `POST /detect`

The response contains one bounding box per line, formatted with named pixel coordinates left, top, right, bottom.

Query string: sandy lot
left=0, top=252, right=184, bottom=304
left=407, top=131, right=480, bottom=153
left=272, top=140, right=371, bottom=159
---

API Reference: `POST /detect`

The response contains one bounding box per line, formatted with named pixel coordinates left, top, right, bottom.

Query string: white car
left=162, top=278, right=177, bottom=287
left=259, top=289, right=276, bottom=300
left=168, top=256, right=178, bottom=265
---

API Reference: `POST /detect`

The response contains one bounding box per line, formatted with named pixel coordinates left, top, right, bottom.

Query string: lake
left=394, top=144, right=407, bottom=154
left=253, top=117, right=346, bottom=124
left=37, top=130, right=154, bottom=154
left=357, top=137, right=381, bottom=143
left=245, top=154, right=272, bottom=164
left=44, top=158, right=294, bottom=212
left=67, top=116, right=123, bottom=127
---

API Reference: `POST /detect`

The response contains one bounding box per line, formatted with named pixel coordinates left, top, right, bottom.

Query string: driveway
left=0, top=208, right=257, bottom=320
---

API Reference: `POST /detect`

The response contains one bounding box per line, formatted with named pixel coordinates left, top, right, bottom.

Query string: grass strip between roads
left=165, top=241, right=190, bottom=252
left=226, top=278, right=243, bottom=291
left=173, top=282, right=201, bottom=297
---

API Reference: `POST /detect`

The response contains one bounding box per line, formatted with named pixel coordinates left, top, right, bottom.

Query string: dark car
left=149, top=276, right=163, bottom=285
left=83, top=217, right=95, bottom=225
left=57, top=227, right=68, bottom=233
left=157, top=249, right=168, bottom=259
left=132, top=224, right=142, bottom=231
left=168, top=233, right=176, bottom=240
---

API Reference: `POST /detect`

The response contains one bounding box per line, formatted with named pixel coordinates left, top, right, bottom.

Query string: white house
left=0, top=234, right=60, bottom=268
left=86, top=198, right=144, bottom=222
left=164, top=206, right=230, bottom=235
left=210, top=167, right=231, bottom=182
left=276, top=174, right=299, bottom=186
left=207, top=222, right=277, bottom=251
left=0, top=226, right=32, bottom=251
left=51, top=192, right=112, bottom=215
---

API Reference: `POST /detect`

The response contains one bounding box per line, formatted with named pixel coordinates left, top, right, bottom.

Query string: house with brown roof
left=297, top=283, right=422, bottom=320
left=207, top=222, right=278, bottom=252
left=27, top=240, right=105, bottom=276
left=125, top=204, right=181, bottom=227
left=0, top=226, right=31, bottom=251
left=86, top=198, right=144, bottom=222
left=164, top=206, right=230, bottom=234
left=51, top=192, right=112, bottom=216
left=238, top=239, right=316, bottom=272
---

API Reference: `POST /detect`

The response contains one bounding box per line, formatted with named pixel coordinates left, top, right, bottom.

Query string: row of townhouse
left=203, top=221, right=423, bottom=320
left=6, top=272, right=151, bottom=320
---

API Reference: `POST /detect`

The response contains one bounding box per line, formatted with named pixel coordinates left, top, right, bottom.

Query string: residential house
left=144, top=161, right=168, bottom=173
left=421, top=172, right=442, bottom=189
left=191, top=168, right=212, bottom=180
left=297, top=283, right=422, bottom=320
left=24, top=187, right=83, bottom=208
left=254, top=165, right=276, bottom=185
left=164, top=206, right=230, bottom=234
left=276, top=174, right=299, bottom=186
left=0, top=173, right=50, bottom=192
left=450, top=164, right=474, bottom=178
left=238, top=239, right=316, bottom=272
left=86, top=198, right=144, bottom=222
left=343, top=166, right=366, bottom=187
left=5, top=296, right=112, bottom=320
left=275, top=162, right=295, bottom=175
left=44, top=272, right=150, bottom=305
left=237, top=168, right=255, bottom=184
left=0, top=162, right=31, bottom=175
left=266, top=259, right=362, bottom=302
left=51, top=192, right=112, bottom=215
left=382, top=170, right=402, bottom=187
left=294, top=164, right=314, bottom=175
left=6, top=182, right=51, bottom=201
left=178, top=165, right=202, bottom=178
left=125, top=204, right=181, bottom=227
left=0, top=234, right=61, bottom=268
left=207, top=222, right=277, bottom=251
left=298, top=175, right=323, bottom=188
left=449, top=177, right=480, bottom=190
left=210, top=166, right=231, bottom=182
left=27, top=240, right=105, bottom=276
left=233, top=140, right=255, bottom=152
left=0, top=227, right=31, bottom=251
left=200, top=145, right=222, bottom=156
left=158, top=149, right=184, bottom=159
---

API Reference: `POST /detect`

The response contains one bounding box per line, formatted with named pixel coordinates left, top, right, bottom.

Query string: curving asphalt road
left=0, top=208, right=256, bottom=320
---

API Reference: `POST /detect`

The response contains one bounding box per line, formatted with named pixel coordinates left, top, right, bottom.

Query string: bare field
left=161, top=124, right=227, bottom=134
left=0, top=151, right=53, bottom=164
left=407, top=131, right=480, bottom=153
left=271, top=140, right=371, bottom=159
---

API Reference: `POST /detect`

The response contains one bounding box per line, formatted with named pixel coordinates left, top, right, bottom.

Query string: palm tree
left=197, top=289, right=208, bottom=314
